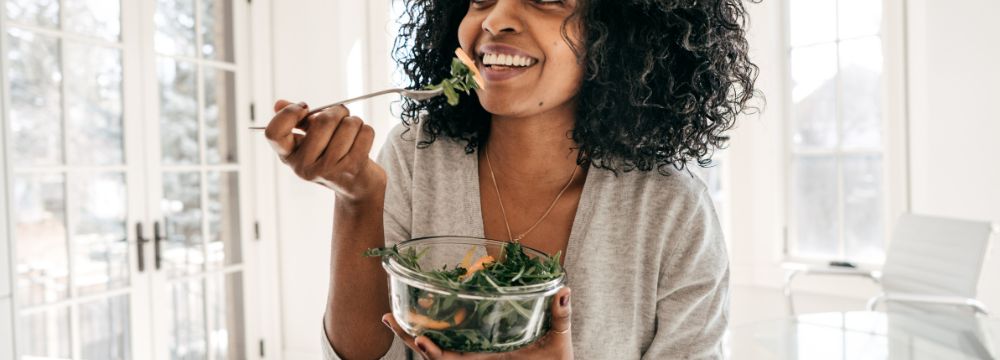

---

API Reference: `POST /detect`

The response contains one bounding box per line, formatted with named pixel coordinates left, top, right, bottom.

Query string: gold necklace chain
left=484, top=144, right=579, bottom=243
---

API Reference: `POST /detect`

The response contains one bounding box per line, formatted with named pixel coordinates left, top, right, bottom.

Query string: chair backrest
left=881, top=213, right=994, bottom=312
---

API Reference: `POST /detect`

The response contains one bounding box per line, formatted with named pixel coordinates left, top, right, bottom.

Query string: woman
left=265, top=0, right=759, bottom=358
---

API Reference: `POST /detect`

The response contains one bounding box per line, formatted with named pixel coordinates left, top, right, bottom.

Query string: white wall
left=726, top=0, right=785, bottom=290
left=267, top=1, right=398, bottom=358
left=905, top=0, right=1000, bottom=310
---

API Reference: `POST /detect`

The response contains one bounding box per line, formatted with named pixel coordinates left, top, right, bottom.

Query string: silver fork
left=247, top=87, right=443, bottom=132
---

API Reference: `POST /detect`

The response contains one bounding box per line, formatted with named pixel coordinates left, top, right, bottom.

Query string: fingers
left=322, top=113, right=363, bottom=165
left=273, top=99, right=293, bottom=113
left=550, top=287, right=572, bottom=337
left=292, top=106, right=350, bottom=168
left=321, top=121, right=374, bottom=176
left=384, top=314, right=468, bottom=360
left=415, top=336, right=492, bottom=360
left=265, top=100, right=310, bottom=157
left=413, top=336, right=446, bottom=359
left=383, top=314, right=431, bottom=358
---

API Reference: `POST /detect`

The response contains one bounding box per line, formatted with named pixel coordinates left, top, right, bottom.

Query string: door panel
left=151, top=0, right=249, bottom=359
left=3, top=0, right=255, bottom=358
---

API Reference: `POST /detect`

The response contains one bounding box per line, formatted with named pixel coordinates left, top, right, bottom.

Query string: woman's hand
left=265, top=100, right=386, bottom=203
left=384, top=287, right=574, bottom=360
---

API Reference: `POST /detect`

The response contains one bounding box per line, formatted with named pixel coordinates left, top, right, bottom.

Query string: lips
left=479, top=63, right=532, bottom=82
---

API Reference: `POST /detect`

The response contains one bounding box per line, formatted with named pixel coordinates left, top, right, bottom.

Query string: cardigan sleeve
left=641, top=189, right=730, bottom=359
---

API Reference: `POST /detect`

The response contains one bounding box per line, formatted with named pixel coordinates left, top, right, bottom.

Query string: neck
left=484, top=102, right=584, bottom=188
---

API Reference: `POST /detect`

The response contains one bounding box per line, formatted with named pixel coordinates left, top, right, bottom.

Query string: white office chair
left=783, top=213, right=996, bottom=316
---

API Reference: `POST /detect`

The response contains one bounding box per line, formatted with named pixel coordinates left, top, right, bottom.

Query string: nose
left=481, top=0, right=523, bottom=35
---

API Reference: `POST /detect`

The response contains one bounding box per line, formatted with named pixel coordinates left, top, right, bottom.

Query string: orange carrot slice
left=455, top=48, right=485, bottom=90
left=462, top=255, right=495, bottom=280
left=452, top=308, right=468, bottom=325
left=407, top=308, right=468, bottom=330
left=407, top=310, right=452, bottom=330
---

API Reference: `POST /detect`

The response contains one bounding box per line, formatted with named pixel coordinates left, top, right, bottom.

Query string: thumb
left=550, top=287, right=572, bottom=337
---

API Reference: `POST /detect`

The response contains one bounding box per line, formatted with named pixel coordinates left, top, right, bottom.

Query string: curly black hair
left=393, top=0, right=761, bottom=175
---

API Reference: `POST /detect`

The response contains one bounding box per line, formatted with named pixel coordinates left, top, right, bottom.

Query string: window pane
left=162, top=172, right=204, bottom=277
left=208, top=273, right=245, bottom=360
left=65, top=43, right=125, bottom=165
left=790, top=0, right=836, bottom=46
left=791, top=43, right=838, bottom=149
left=7, top=29, right=62, bottom=166
left=17, top=307, right=70, bottom=359
left=838, top=0, right=882, bottom=38
left=792, top=155, right=839, bottom=257
left=79, top=295, right=131, bottom=360
left=843, top=155, right=884, bottom=262
left=71, top=173, right=129, bottom=296
left=65, top=0, right=121, bottom=42
left=205, top=69, right=237, bottom=164
left=14, top=174, right=68, bottom=305
left=840, top=37, right=883, bottom=149
left=207, top=172, right=241, bottom=269
left=5, top=0, right=58, bottom=28
left=159, top=59, right=200, bottom=165
left=201, top=0, right=234, bottom=62
left=155, top=0, right=196, bottom=56
left=170, top=280, right=207, bottom=360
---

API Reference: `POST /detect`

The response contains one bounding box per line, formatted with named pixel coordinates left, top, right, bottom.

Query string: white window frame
left=0, top=0, right=11, bottom=303
left=781, top=0, right=910, bottom=266
left=243, top=0, right=287, bottom=357
left=0, top=1, right=13, bottom=356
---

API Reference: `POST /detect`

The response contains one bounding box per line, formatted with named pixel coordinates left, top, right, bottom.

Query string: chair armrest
left=782, top=262, right=882, bottom=280
left=865, top=292, right=992, bottom=316
left=782, top=262, right=881, bottom=315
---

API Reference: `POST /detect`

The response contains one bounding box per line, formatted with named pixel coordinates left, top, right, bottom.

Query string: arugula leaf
left=425, top=57, right=481, bottom=106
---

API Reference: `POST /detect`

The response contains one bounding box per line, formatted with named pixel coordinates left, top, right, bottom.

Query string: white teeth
left=482, top=53, right=534, bottom=67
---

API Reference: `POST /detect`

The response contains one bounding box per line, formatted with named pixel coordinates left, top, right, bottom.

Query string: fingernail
left=382, top=318, right=391, bottom=329
left=297, top=101, right=308, bottom=108
left=561, top=293, right=570, bottom=307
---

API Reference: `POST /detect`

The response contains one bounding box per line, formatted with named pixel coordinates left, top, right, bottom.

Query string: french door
left=1, top=0, right=259, bottom=359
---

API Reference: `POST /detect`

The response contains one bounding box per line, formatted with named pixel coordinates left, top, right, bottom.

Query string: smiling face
left=458, top=0, right=584, bottom=118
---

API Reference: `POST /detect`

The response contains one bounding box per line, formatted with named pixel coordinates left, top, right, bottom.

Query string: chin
left=477, top=95, right=531, bottom=118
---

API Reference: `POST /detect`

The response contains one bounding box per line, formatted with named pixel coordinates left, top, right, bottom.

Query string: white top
left=323, top=121, right=730, bottom=359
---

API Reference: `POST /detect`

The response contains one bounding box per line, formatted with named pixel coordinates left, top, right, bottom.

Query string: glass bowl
left=381, top=236, right=565, bottom=353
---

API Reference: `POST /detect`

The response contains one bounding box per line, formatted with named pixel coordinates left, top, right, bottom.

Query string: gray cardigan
left=323, top=122, right=729, bottom=359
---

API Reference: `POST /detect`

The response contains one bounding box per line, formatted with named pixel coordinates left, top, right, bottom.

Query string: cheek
left=543, top=44, right=584, bottom=95
left=457, top=15, right=479, bottom=51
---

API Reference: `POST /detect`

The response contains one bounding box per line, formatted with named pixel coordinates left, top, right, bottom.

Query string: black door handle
left=154, top=221, right=164, bottom=270
left=136, top=222, right=149, bottom=272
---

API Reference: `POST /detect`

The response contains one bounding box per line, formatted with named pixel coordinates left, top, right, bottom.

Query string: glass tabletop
left=727, top=311, right=1000, bottom=359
